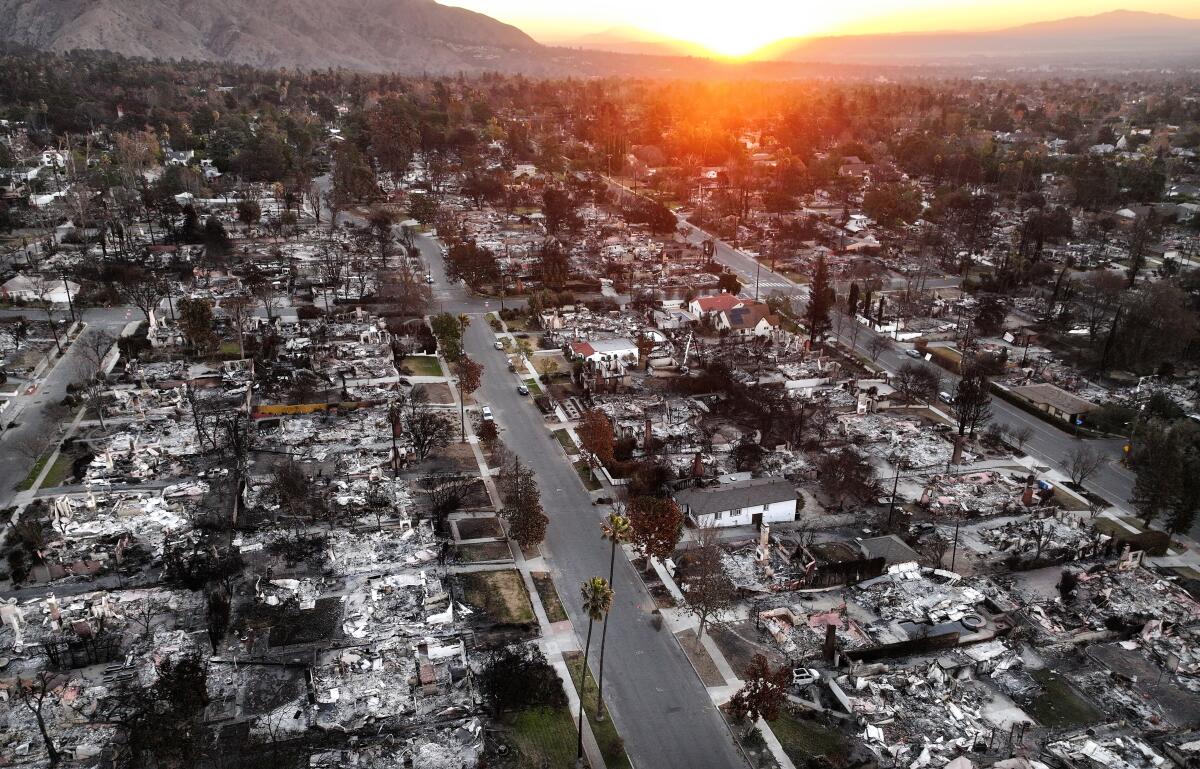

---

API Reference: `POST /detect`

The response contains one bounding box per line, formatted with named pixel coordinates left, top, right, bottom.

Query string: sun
left=639, top=4, right=839, bottom=59
left=651, top=17, right=783, bottom=58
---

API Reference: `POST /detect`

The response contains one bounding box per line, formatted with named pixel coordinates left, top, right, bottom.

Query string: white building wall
left=692, top=498, right=796, bottom=528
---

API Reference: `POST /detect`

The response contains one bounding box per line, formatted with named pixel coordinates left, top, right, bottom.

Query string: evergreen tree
left=803, top=254, right=832, bottom=345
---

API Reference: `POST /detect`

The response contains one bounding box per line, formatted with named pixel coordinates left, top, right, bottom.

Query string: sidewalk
left=442, top=336, right=608, bottom=769
left=644, top=552, right=797, bottom=769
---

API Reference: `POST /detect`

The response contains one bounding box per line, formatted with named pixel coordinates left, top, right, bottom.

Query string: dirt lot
left=458, top=569, right=535, bottom=627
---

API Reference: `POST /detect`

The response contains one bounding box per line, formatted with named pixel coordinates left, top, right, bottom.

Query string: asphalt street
left=0, top=307, right=134, bottom=511
left=414, top=233, right=749, bottom=769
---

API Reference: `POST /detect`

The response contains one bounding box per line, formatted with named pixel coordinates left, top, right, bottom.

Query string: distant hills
left=551, top=26, right=712, bottom=58
left=0, top=3, right=1197, bottom=74
left=754, top=10, right=1200, bottom=64
left=0, top=0, right=543, bottom=73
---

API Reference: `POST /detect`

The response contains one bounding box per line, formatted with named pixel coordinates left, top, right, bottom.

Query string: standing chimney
left=757, top=522, right=772, bottom=563
left=824, top=623, right=837, bottom=662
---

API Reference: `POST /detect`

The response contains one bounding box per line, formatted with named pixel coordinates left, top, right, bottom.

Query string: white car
left=792, top=668, right=821, bottom=688
left=481, top=406, right=494, bottom=422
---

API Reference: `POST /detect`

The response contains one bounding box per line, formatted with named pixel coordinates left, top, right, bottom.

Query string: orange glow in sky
left=441, top=0, right=1200, bottom=57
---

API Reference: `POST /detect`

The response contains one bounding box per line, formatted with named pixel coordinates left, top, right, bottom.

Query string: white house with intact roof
left=675, top=477, right=798, bottom=528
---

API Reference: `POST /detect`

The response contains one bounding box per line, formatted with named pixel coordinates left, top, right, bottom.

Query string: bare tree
left=426, top=474, right=476, bottom=537
left=128, top=598, right=171, bottom=643
left=117, top=268, right=162, bottom=322
left=1066, top=444, right=1104, bottom=486
left=1011, top=425, right=1035, bottom=452
left=405, top=404, right=454, bottom=461
left=951, top=370, right=992, bottom=438
left=222, top=295, right=252, bottom=358
left=679, top=526, right=735, bottom=637
left=20, top=671, right=63, bottom=765
left=74, top=330, right=117, bottom=429
left=12, top=431, right=47, bottom=462
left=867, top=334, right=891, bottom=363
left=893, top=362, right=941, bottom=404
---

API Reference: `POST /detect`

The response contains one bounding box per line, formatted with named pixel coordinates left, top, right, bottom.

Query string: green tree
left=368, top=96, right=419, bottom=177
left=803, top=253, right=832, bottom=345
left=176, top=297, right=216, bottom=353
left=862, top=182, right=923, bottom=227
left=236, top=198, right=261, bottom=230
left=332, top=141, right=377, bottom=205
left=1131, top=423, right=1182, bottom=526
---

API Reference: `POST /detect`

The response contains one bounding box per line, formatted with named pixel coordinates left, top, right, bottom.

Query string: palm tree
left=595, top=512, right=631, bottom=721
left=577, top=576, right=613, bottom=767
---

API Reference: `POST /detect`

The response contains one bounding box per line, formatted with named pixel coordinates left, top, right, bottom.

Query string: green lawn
left=504, top=706, right=579, bottom=768
left=40, top=453, right=74, bottom=489
left=16, top=452, right=51, bottom=491
left=553, top=429, right=577, bottom=454
left=401, top=356, right=444, bottom=377
left=768, top=711, right=848, bottom=764
left=1026, top=669, right=1104, bottom=728
left=16, top=451, right=71, bottom=492
left=574, top=461, right=601, bottom=491
left=565, top=653, right=633, bottom=769
left=522, top=378, right=543, bottom=396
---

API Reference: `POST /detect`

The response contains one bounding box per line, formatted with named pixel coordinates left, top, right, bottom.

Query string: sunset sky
left=442, top=0, right=1200, bottom=56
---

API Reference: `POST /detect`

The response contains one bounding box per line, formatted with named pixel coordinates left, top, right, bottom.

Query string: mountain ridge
left=0, top=0, right=542, bottom=73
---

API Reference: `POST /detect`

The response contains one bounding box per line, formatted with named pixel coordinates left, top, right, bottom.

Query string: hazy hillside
left=0, top=0, right=543, bottom=73
left=553, top=26, right=712, bottom=58
left=756, top=10, right=1200, bottom=65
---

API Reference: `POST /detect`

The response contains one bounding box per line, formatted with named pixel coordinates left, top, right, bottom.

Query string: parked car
left=938, top=390, right=954, bottom=404
left=517, top=385, right=530, bottom=396
left=792, top=668, right=821, bottom=688
left=424, top=275, right=435, bottom=284
left=905, top=348, right=922, bottom=359
left=481, top=406, right=494, bottom=422
left=494, top=341, right=504, bottom=350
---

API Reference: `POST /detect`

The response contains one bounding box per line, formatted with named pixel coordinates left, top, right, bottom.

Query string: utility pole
left=950, top=514, right=962, bottom=572
left=887, top=462, right=901, bottom=527
left=60, top=270, right=75, bottom=322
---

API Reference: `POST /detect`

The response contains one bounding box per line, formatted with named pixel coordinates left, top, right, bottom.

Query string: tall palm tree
left=577, top=576, right=613, bottom=767
left=595, top=512, right=631, bottom=721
